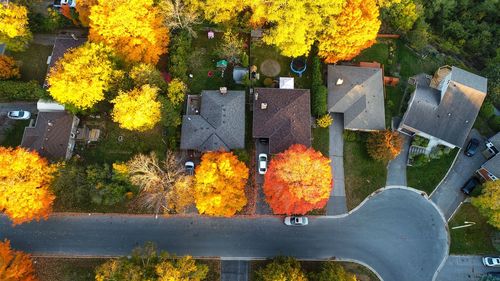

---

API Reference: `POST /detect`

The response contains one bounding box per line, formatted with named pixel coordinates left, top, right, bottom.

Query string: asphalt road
left=436, top=255, right=493, bottom=281
left=0, top=188, right=448, bottom=281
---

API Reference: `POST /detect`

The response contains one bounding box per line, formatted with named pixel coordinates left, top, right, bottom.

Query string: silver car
left=483, top=257, right=500, bottom=267
left=284, top=216, right=308, bottom=226
left=7, top=110, right=31, bottom=120
left=258, top=153, right=268, bottom=175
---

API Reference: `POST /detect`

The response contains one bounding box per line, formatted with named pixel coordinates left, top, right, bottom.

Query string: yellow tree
left=47, top=42, right=121, bottom=110
left=111, top=85, right=162, bottom=132
left=0, top=239, right=37, bottom=281
left=194, top=151, right=249, bottom=216
left=89, top=0, right=169, bottom=64
left=472, top=180, right=500, bottom=229
left=189, top=0, right=247, bottom=23
left=75, top=0, right=98, bottom=27
left=0, top=147, right=56, bottom=225
left=0, top=3, right=32, bottom=51
left=318, top=0, right=381, bottom=63
left=167, top=78, right=188, bottom=106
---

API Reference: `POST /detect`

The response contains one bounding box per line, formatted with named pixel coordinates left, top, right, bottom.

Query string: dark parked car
left=464, top=138, right=480, bottom=157
left=461, top=177, right=480, bottom=195
left=486, top=272, right=500, bottom=278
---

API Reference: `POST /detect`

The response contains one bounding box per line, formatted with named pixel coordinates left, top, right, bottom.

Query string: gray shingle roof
left=483, top=154, right=500, bottom=178
left=400, top=67, right=487, bottom=147
left=180, top=90, right=245, bottom=152
left=327, top=65, right=385, bottom=131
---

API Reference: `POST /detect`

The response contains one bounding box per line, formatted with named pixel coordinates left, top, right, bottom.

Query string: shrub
left=0, top=55, right=20, bottom=80
left=313, top=85, right=328, bottom=116
left=263, top=77, right=273, bottom=87
left=241, top=52, right=249, bottom=67
left=412, top=154, right=430, bottom=167
left=412, top=135, right=429, bottom=147
left=489, top=115, right=500, bottom=131
left=343, top=130, right=359, bottom=142
left=479, top=100, right=495, bottom=119
left=311, top=56, right=327, bottom=117
left=316, top=114, right=333, bottom=128
left=0, top=80, right=48, bottom=101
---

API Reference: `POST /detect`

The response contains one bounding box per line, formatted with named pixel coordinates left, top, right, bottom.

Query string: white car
left=53, top=0, right=76, bottom=8
left=258, top=153, right=267, bottom=175
left=284, top=216, right=308, bottom=226
left=185, top=161, right=195, bottom=175
left=7, top=110, right=31, bottom=120
left=483, top=257, right=500, bottom=267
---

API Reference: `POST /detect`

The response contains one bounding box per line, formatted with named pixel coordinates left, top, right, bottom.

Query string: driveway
left=221, top=260, right=249, bottom=281
left=430, top=130, right=486, bottom=220
left=436, top=255, right=492, bottom=281
left=255, top=139, right=271, bottom=214
left=386, top=134, right=411, bottom=186
left=0, top=102, right=37, bottom=144
left=0, top=188, right=448, bottom=281
left=326, top=113, right=347, bottom=215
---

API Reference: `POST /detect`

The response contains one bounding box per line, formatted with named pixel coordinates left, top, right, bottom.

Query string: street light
left=451, top=221, right=476, bottom=230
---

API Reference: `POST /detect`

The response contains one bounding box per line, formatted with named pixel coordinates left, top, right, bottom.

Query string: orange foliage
left=318, top=0, right=381, bottom=63
left=0, top=147, right=56, bottom=225
left=75, top=0, right=98, bottom=26
left=194, top=151, right=249, bottom=216
left=60, top=4, right=79, bottom=26
left=0, top=55, right=20, bottom=80
left=263, top=144, right=333, bottom=215
left=366, top=130, right=404, bottom=161
left=0, top=239, right=37, bottom=281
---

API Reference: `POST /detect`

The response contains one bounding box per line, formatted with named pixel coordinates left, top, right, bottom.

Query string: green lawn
left=396, top=41, right=443, bottom=79
left=312, top=127, right=329, bottom=157
left=344, top=132, right=387, bottom=210
left=0, top=119, right=30, bottom=147
left=352, top=42, right=390, bottom=66
left=385, top=85, right=404, bottom=126
left=8, top=43, right=53, bottom=84
left=407, top=149, right=458, bottom=195
left=449, top=203, right=500, bottom=255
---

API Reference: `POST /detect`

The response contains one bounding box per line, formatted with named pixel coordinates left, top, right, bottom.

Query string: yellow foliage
left=316, top=114, right=333, bottom=128
left=191, top=0, right=247, bottom=23
left=75, top=0, right=99, bottom=26
left=318, top=0, right=381, bottom=63
left=0, top=55, right=20, bottom=80
left=47, top=42, right=120, bottom=110
left=472, top=180, right=500, bottom=229
left=167, top=78, right=188, bottom=106
left=194, top=151, right=249, bottom=216
left=111, top=85, right=162, bottom=132
left=0, top=239, right=37, bottom=281
left=0, top=147, right=56, bottom=225
left=155, top=256, right=208, bottom=281
left=89, top=0, right=169, bottom=64
left=0, top=3, right=30, bottom=39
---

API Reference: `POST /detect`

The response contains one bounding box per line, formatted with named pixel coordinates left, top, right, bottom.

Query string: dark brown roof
left=45, top=37, right=86, bottom=86
left=21, top=112, right=79, bottom=161
left=252, top=88, right=311, bottom=154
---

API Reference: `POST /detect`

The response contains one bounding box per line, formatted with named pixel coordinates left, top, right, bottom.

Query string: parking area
left=0, top=102, right=37, bottom=144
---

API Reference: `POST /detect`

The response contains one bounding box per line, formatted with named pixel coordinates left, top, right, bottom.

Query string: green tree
left=382, top=0, right=422, bottom=33
left=309, top=262, right=356, bottom=281
left=311, top=56, right=327, bottom=117
left=168, top=30, right=192, bottom=81
left=479, top=100, right=495, bottom=119
left=472, top=180, right=500, bottom=229
left=129, top=63, right=168, bottom=92
left=256, top=256, right=308, bottom=281
left=407, top=17, right=429, bottom=51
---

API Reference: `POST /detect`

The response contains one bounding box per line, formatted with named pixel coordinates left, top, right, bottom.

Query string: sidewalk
left=326, top=113, right=347, bottom=215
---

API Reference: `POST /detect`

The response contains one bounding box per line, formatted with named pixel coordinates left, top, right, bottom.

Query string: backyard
left=8, top=43, right=53, bottom=84
left=449, top=203, right=500, bottom=255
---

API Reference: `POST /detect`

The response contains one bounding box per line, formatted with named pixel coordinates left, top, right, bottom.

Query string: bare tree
left=159, top=0, right=201, bottom=37
left=127, top=152, right=194, bottom=215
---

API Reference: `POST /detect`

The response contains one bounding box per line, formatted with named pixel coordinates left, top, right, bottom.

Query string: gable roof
left=21, top=111, right=79, bottom=161
left=45, top=36, right=86, bottom=86
left=400, top=67, right=487, bottom=147
left=252, top=88, right=311, bottom=154
left=482, top=154, right=500, bottom=178
left=180, top=90, right=245, bottom=152
left=327, top=65, right=385, bottom=131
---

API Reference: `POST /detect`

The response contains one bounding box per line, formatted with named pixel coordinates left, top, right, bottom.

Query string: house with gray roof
left=476, top=132, right=500, bottom=182
left=180, top=90, right=245, bottom=152
left=327, top=65, right=385, bottom=131
left=398, top=66, right=487, bottom=148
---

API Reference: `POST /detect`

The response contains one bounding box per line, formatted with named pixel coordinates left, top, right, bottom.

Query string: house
left=21, top=109, right=79, bottom=161
left=476, top=132, right=500, bottom=182
left=45, top=35, right=85, bottom=87
left=327, top=64, right=386, bottom=131
left=398, top=66, right=487, bottom=148
left=252, top=88, right=311, bottom=154
left=180, top=90, right=245, bottom=152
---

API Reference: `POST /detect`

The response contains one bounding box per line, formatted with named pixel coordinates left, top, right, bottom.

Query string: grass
left=352, top=42, right=389, bottom=66
left=343, top=132, right=387, bottom=210
left=0, top=119, right=30, bottom=147
left=449, top=203, right=500, bottom=255
left=407, top=149, right=458, bottom=195
left=396, top=41, right=442, bottom=79
left=385, top=85, right=404, bottom=126
left=312, top=127, right=329, bottom=157
left=8, top=43, right=53, bottom=84
left=474, top=115, right=496, bottom=137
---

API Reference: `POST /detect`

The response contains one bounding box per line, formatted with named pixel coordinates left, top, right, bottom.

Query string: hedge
left=0, top=80, right=48, bottom=101
left=311, top=56, right=327, bottom=117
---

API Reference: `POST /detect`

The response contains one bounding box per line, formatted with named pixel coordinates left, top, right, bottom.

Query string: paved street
left=430, top=130, right=486, bottom=220
left=327, top=113, right=347, bottom=215
left=0, top=188, right=448, bottom=281
left=386, top=135, right=411, bottom=186
left=436, top=255, right=492, bottom=281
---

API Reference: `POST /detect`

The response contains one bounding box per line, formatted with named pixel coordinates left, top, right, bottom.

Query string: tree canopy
left=0, top=3, right=32, bottom=51
left=0, top=239, right=37, bottom=281
left=256, top=256, right=307, bottom=281
left=472, top=180, right=500, bottom=229
left=366, top=130, right=404, bottom=162
left=0, top=55, right=20, bottom=80
left=0, top=147, right=56, bottom=225
left=263, top=144, right=332, bottom=215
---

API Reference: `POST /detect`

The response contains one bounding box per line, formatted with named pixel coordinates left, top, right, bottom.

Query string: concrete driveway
left=430, top=130, right=486, bottom=220
left=386, top=135, right=411, bottom=186
left=327, top=113, right=347, bottom=215
left=0, top=102, right=37, bottom=144
left=436, top=255, right=493, bottom=281
left=0, top=187, right=448, bottom=281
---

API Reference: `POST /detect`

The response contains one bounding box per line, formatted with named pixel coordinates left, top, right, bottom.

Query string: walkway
left=435, top=255, right=491, bottom=281
left=327, top=113, right=347, bottom=215
left=430, top=130, right=486, bottom=220
left=386, top=135, right=411, bottom=186
left=0, top=188, right=448, bottom=281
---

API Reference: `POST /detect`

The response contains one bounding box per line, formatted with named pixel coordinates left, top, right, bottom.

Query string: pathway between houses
left=326, top=113, right=347, bottom=215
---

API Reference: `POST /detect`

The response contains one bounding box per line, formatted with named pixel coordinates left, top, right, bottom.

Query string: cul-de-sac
left=0, top=0, right=499, bottom=280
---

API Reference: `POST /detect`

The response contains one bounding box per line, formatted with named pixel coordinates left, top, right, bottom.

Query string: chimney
left=336, top=78, right=344, bottom=85
left=261, top=103, right=268, bottom=110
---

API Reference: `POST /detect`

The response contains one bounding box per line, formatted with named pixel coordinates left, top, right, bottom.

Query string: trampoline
left=290, top=57, right=307, bottom=77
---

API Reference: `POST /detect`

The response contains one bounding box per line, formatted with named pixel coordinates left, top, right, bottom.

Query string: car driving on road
left=483, top=257, right=500, bottom=267
left=7, top=110, right=31, bottom=120
left=258, top=153, right=268, bottom=175
left=284, top=216, right=308, bottom=226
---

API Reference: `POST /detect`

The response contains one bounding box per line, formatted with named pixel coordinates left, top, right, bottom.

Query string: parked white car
left=258, top=153, right=268, bottom=175
left=483, top=257, right=500, bottom=267
left=185, top=161, right=195, bottom=175
left=53, top=0, right=76, bottom=8
left=284, top=216, right=308, bottom=226
left=7, top=110, right=31, bottom=120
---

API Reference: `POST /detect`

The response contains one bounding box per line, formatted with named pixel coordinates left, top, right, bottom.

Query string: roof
left=21, top=111, right=79, bottom=161
left=180, top=90, right=245, bottom=152
left=252, top=88, right=311, bottom=154
left=482, top=154, right=500, bottom=178
left=327, top=65, right=386, bottom=131
left=488, top=132, right=500, bottom=148
left=400, top=67, right=487, bottom=147
left=48, top=37, right=86, bottom=70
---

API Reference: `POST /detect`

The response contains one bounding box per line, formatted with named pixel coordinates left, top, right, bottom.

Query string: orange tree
left=0, top=147, right=56, bottom=225
left=0, top=239, right=37, bottom=281
left=263, top=144, right=332, bottom=215
left=366, top=130, right=404, bottom=162
left=0, top=55, right=20, bottom=80
left=194, top=151, right=249, bottom=216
